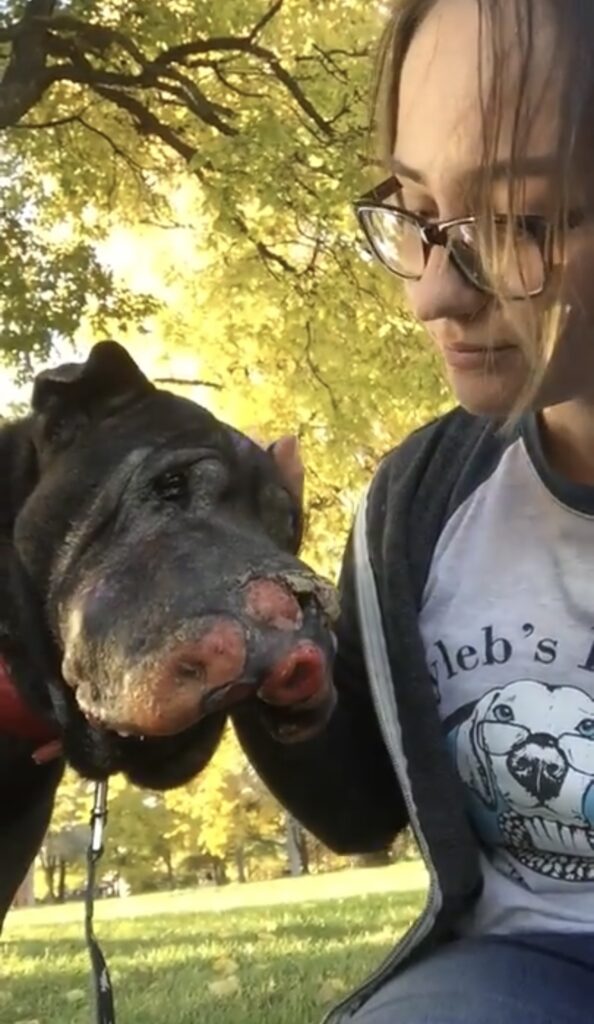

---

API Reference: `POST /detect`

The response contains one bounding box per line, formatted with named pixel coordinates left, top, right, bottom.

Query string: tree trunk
left=297, top=828, right=310, bottom=875
left=162, top=850, right=175, bottom=888
left=234, top=846, right=247, bottom=884
left=42, top=856, right=57, bottom=901
left=286, top=813, right=308, bottom=876
left=213, top=858, right=229, bottom=886
left=57, top=859, right=67, bottom=902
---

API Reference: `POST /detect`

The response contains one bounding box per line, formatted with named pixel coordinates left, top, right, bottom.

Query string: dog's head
left=12, top=342, right=338, bottom=787
left=454, top=679, right=594, bottom=821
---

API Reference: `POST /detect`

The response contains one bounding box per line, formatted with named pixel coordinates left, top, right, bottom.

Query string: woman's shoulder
left=365, top=408, right=508, bottom=545
left=363, top=409, right=507, bottom=592
left=375, top=406, right=494, bottom=488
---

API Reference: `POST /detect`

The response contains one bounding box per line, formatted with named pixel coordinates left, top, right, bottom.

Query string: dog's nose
left=507, top=736, right=568, bottom=802
left=257, top=641, right=330, bottom=707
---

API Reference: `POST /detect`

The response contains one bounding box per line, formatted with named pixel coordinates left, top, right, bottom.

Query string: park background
left=1, top=2, right=449, bottom=1021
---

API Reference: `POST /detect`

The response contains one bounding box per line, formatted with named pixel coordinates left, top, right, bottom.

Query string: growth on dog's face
left=11, top=342, right=338, bottom=788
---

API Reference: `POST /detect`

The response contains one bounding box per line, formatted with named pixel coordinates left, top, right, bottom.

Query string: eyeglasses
left=354, top=177, right=584, bottom=300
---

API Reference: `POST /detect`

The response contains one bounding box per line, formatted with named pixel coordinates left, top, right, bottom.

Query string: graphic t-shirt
left=419, top=414, right=594, bottom=935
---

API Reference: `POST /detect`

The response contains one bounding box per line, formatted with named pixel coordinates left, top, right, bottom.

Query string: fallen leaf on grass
left=316, top=978, right=348, bottom=1004
left=65, top=989, right=86, bottom=1003
left=213, top=956, right=239, bottom=975
left=207, top=976, right=241, bottom=998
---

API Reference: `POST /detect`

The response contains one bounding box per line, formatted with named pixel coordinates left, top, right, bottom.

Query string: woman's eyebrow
left=390, top=154, right=559, bottom=185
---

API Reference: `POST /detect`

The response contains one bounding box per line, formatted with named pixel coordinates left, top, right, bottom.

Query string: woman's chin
left=446, top=365, right=527, bottom=420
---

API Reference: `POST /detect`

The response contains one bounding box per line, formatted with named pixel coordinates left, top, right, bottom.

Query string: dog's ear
left=33, top=341, right=153, bottom=417
left=455, top=689, right=501, bottom=809
left=31, top=342, right=155, bottom=457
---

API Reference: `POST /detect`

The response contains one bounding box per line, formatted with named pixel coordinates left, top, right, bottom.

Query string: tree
left=0, top=0, right=376, bottom=359
left=0, top=3, right=449, bottom=579
left=38, top=768, right=91, bottom=899
left=166, top=726, right=287, bottom=884
left=9, top=3, right=450, bottom=872
left=40, top=821, right=88, bottom=900
left=101, top=783, right=179, bottom=890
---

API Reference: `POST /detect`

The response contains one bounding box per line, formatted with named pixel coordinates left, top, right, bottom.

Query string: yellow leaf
left=65, top=989, right=86, bottom=1003
left=316, top=978, right=348, bottom=1004
left=208, top=976, right=241, bottom=998
left=213, top=956, right=239, bottom=975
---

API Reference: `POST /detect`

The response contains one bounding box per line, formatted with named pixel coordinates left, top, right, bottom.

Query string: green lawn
left=1, top=862, right=427, bottom=1024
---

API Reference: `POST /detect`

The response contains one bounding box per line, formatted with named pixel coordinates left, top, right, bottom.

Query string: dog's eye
left=153, top=469, right=190, bottom=505
left=492, top=703, right=514, bottom=723
left=577, top=718, right=594, bottom=739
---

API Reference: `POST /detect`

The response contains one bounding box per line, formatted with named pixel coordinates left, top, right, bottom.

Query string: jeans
left=349, top=934, right=594, bottom=1023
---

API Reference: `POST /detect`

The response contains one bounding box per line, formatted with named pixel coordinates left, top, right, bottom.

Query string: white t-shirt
left=419, top=415, right=594, bottom=935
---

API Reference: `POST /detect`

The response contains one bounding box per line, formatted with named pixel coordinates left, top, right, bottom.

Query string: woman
left=234, top=1, right=594, bottom=1020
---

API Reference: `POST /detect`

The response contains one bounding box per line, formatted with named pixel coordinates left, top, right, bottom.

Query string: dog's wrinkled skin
left=0, top=341, right=337, bottom=925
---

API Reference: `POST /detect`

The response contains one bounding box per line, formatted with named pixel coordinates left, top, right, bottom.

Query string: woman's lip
left=442, top=343, right=519, bottom=370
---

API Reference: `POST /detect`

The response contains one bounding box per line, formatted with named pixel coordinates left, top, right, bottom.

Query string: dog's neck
left=0, top=417, right=38, bottom=533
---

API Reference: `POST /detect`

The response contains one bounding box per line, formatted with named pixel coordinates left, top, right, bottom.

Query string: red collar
left=0, top=655, right=63, bottom=763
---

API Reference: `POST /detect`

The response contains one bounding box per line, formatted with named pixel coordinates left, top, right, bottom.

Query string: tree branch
left=10, top=112, right=81, bottom=129
left=0, top=0, right=57, bottom=128
left=154, top=376, right=223, bottom=390
left=88, top=83, right=199, bottom=163
left=249, top=0, right=284, bottom=41
left=155, top=36, right=334, bottom=136
left=232, top=212, right=297, bottom=275
left=0, top=4, right=339, bottom=146
left=153, top=66, right=237, bottom=134
left=304, top=321, right=339, bottom=412
left=76, top=115, right=149, bottom=178
left=213, top=65, right=265, bottom=99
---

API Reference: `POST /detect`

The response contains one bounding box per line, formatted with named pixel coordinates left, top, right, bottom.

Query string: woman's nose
left=405, top=245, right=488, bottom=324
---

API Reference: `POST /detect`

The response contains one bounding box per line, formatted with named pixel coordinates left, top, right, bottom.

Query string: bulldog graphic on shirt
left=445, top=679, right=594, bottom=882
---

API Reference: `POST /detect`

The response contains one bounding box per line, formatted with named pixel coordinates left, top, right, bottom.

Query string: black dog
left=0, top=341, right=337, bottom=926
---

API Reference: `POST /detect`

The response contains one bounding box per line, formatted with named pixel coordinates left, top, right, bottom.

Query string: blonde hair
left=372, top=0, right=594, bottom=417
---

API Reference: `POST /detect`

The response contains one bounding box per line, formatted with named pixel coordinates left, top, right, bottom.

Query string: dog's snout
left=507, top=734, right=568, bottom=803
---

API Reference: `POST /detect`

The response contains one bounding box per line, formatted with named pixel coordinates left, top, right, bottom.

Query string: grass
left=1, top=861, right=428, bottom=1024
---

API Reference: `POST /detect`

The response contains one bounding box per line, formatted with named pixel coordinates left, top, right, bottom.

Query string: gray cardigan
left=234, top=407, right=506, bottom=1019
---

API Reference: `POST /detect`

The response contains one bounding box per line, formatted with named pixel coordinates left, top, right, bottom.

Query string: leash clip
left=85, top=780, right=116, bottom=1024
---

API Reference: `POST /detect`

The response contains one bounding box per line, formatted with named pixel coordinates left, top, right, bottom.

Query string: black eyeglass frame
left=354, top=176, right=584, bottom=299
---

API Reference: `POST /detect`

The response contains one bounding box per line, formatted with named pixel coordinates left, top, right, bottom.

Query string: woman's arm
left=233, top=534, right=408, bottom=854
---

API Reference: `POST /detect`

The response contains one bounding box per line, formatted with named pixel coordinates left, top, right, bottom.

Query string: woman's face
left=394, top=0, right=594, bottom=417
